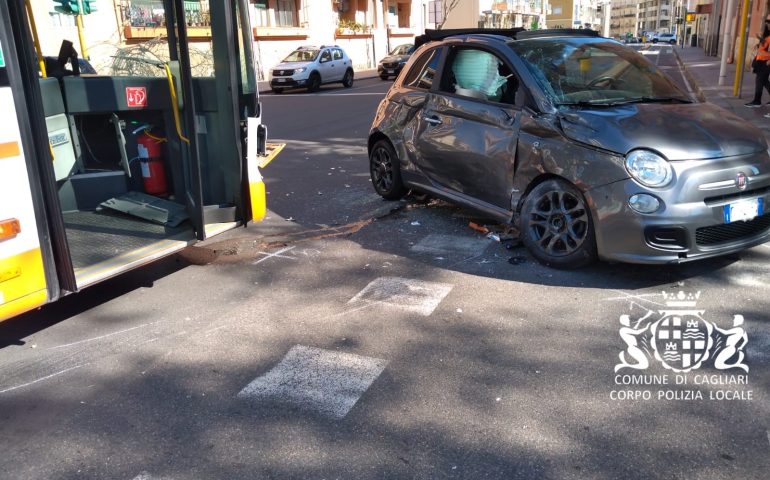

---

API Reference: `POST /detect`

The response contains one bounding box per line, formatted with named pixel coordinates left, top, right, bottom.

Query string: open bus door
left=0, top=0, right=281, bottom=321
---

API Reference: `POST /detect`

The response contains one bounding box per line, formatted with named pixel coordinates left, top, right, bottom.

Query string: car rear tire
left=369, top=139, right=406, bottom=200
left=271, top=88, right=283, bottom=94
left=342, top=69, right=354, bottom=88
left=307, top=72, right=321, bottom=92
left=519, top=179, right=596, bottom=268
left=669, top=40, right=676, bottom=45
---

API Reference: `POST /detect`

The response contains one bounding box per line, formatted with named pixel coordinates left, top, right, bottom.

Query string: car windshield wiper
left=612, top=96, right=693, bottom=105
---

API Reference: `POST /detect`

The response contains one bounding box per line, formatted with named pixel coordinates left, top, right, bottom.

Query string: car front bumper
left=378, top=64, right=403, bottom=76
left=270, top=77, right=308, bottom=89
left=587, top=155, right=770, bottom=264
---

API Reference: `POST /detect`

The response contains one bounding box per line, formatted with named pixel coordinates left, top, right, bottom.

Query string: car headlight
left=294, top=67, right=306, bottom=74
left=625, top=150, right=673, bottom=188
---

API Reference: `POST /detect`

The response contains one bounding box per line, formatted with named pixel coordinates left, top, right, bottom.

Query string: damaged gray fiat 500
left=367, top=28, right=770, bottom=268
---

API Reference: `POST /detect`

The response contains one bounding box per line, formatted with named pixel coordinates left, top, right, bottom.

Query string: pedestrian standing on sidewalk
left=745, top=16, right=770, bottom=107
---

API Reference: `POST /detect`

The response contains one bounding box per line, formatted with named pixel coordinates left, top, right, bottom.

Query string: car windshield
left=509, top=38, right=691, bottom=106
left=390, top=44, right=413, bottom=56
left=283, top=49, right=319, bottom=62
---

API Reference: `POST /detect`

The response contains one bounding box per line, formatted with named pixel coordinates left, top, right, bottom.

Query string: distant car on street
left=368, top=28, right=770, bottom=267
left=652, top=33, right=677, bottom=44
left=270, top=45, right=354, bottom=93
left=378, top=43, right=415, bottom=80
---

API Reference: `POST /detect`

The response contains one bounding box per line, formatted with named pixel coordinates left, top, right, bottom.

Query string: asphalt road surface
left=1, top=52, right=769, bottom=480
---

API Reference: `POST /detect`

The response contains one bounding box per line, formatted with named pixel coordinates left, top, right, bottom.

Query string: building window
left=276, top=0, right=297, bottom=27
left=253, top=0, right=269, bottom=26
left=49, top=11, right=76, bottom=27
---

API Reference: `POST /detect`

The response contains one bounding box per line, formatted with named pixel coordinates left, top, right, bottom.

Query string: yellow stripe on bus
left=0, top=141, right=21, bottom=160
left=0, top=248, right=48, bottom=322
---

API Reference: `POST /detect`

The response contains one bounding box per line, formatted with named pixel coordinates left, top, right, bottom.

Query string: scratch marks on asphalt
left=238, top=345, right=387, bottom=419
left=47, top=322, right=162, bottom=350
left=348, top=276, right=454, bottom=316
left=0, top=364, right=88, bottom=395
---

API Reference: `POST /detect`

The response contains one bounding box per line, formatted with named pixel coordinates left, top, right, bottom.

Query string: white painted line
left=48, top=322, right=160, bottom=350
left=639, top=51, right=660, bottom=56
left=0, top=364, right=87, bottom=394
left=252, top=245, right=296, bottom=265
left=767, top=430, right=770, bottom=448
left=238, top=345, right=387, bottom=419
left=411, top=234, right=489, bottom=257
left=348, top=276, right=453, bottom=316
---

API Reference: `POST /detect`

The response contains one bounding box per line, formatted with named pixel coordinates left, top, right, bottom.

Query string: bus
left=0, top=0, right=282, bottom=321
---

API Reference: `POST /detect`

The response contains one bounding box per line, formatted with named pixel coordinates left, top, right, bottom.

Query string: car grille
left=382, top=62, right=398, bottom=68
left=273, top=69, right=294, bottom=76
left=695, top=213, right=770, bottom=246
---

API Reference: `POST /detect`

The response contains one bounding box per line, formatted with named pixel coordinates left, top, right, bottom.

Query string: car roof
left=414, top=28, right=602, bottom=49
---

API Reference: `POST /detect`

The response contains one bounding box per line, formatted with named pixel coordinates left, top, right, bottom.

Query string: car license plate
left=723, top=198, right=763, bottom=223
left=275, top=78, right=286, bottom=83
left=386, top=69, right=394, bottom=74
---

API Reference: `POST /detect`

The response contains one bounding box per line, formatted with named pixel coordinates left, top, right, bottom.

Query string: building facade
left=607, top=0, right=639, bottom=38
left=433, top=0, right=548, bottom=31
left=545, top=0, right=601, bottom=30
left=30, top=0, right=428, bottom=80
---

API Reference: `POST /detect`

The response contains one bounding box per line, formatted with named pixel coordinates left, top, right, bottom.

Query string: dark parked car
left=367, top=29, right=770, bottom=267
left=378, top=43, right=415, bottom=80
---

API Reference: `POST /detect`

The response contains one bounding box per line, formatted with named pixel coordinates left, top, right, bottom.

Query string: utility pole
left=719, top=0, right=737, bottom=84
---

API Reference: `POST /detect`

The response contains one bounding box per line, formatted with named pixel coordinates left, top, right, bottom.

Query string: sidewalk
left=674, top=46, right=770, bottom=142
left=257, top=68, right=379, bottom=93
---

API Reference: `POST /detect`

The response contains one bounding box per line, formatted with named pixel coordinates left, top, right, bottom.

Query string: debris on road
left=468, top=222, right=489, bottom=234
left=508, top=256, right=527, bottom=265
left=411, top=221, right=421, bottom=226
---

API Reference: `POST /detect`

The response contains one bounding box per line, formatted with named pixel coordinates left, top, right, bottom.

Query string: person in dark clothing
left=745, top=16, right=770, bottom=107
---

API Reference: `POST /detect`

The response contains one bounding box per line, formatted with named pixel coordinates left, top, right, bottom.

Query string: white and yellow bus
left=0, top=0, right=282, bottom=321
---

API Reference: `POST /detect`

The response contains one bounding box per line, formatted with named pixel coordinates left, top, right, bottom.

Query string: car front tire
left=369, top=139, right=406, bottom=200
left=271, top=87, right=283, bottom=94
left=307, top=72, right=321, bottom=92
left=519, top=179, right=597, bottom=268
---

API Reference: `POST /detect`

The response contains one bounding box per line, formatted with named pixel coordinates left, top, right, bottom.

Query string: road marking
left=48, top=322, right=160, bottom=350
left=238, top=345, right=387, bottom=419
left=602, top=292, right=665, bottom=305
left=348, top=276, right=453, bottom=316
left=411, top=234, right=489, bottom=257
left=0, top=364, right=87, bottom=394
left=252, top=245, right=296, bottom=265
left=767, top=430, right=769, bottom=448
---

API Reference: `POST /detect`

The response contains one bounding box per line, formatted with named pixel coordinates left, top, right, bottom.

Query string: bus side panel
left=0, top=86, right=48, bottom=321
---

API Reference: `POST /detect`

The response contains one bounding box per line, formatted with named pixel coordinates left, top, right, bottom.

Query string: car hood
left=379, top=54, right=410, bottom=64
left=558, top=102, right=767, bottom=160
left=273, top=61, right=311, bottom=70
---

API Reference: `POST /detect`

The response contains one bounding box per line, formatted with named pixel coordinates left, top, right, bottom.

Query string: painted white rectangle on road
left=238, top=346, right=387, bottom=419
left=348, top=276, right=453, bottom=316
left=411, top=234, right=489, bottom=257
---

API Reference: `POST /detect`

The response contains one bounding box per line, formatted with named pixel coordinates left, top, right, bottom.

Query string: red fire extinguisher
left=136, top=133, right=168, bottom=197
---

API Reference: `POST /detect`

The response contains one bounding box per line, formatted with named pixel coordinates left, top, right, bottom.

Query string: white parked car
left=269, top=45, right=354, bottom=93
left=652, top=33, right=677, bottom=44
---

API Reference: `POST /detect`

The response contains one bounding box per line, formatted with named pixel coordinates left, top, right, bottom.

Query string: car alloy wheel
left=271, top=88, right=283, bottom=94
left=342, top=69, right=354, bottom=88
left=520, top=179, right=596, bottom=268
left=307, top=73, right=321, bottom=92
left=369, top=140, right=406, bottom=200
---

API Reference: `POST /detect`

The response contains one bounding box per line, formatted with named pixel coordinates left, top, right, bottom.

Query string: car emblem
left=735, top=172, right=748, bottom=190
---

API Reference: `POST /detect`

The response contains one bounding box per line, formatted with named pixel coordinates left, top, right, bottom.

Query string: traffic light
left=52, top=0, right=80, bottom=14
left=83, top=0, right=97, bottom=14
left=52, top=0, right=95, bottom=15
